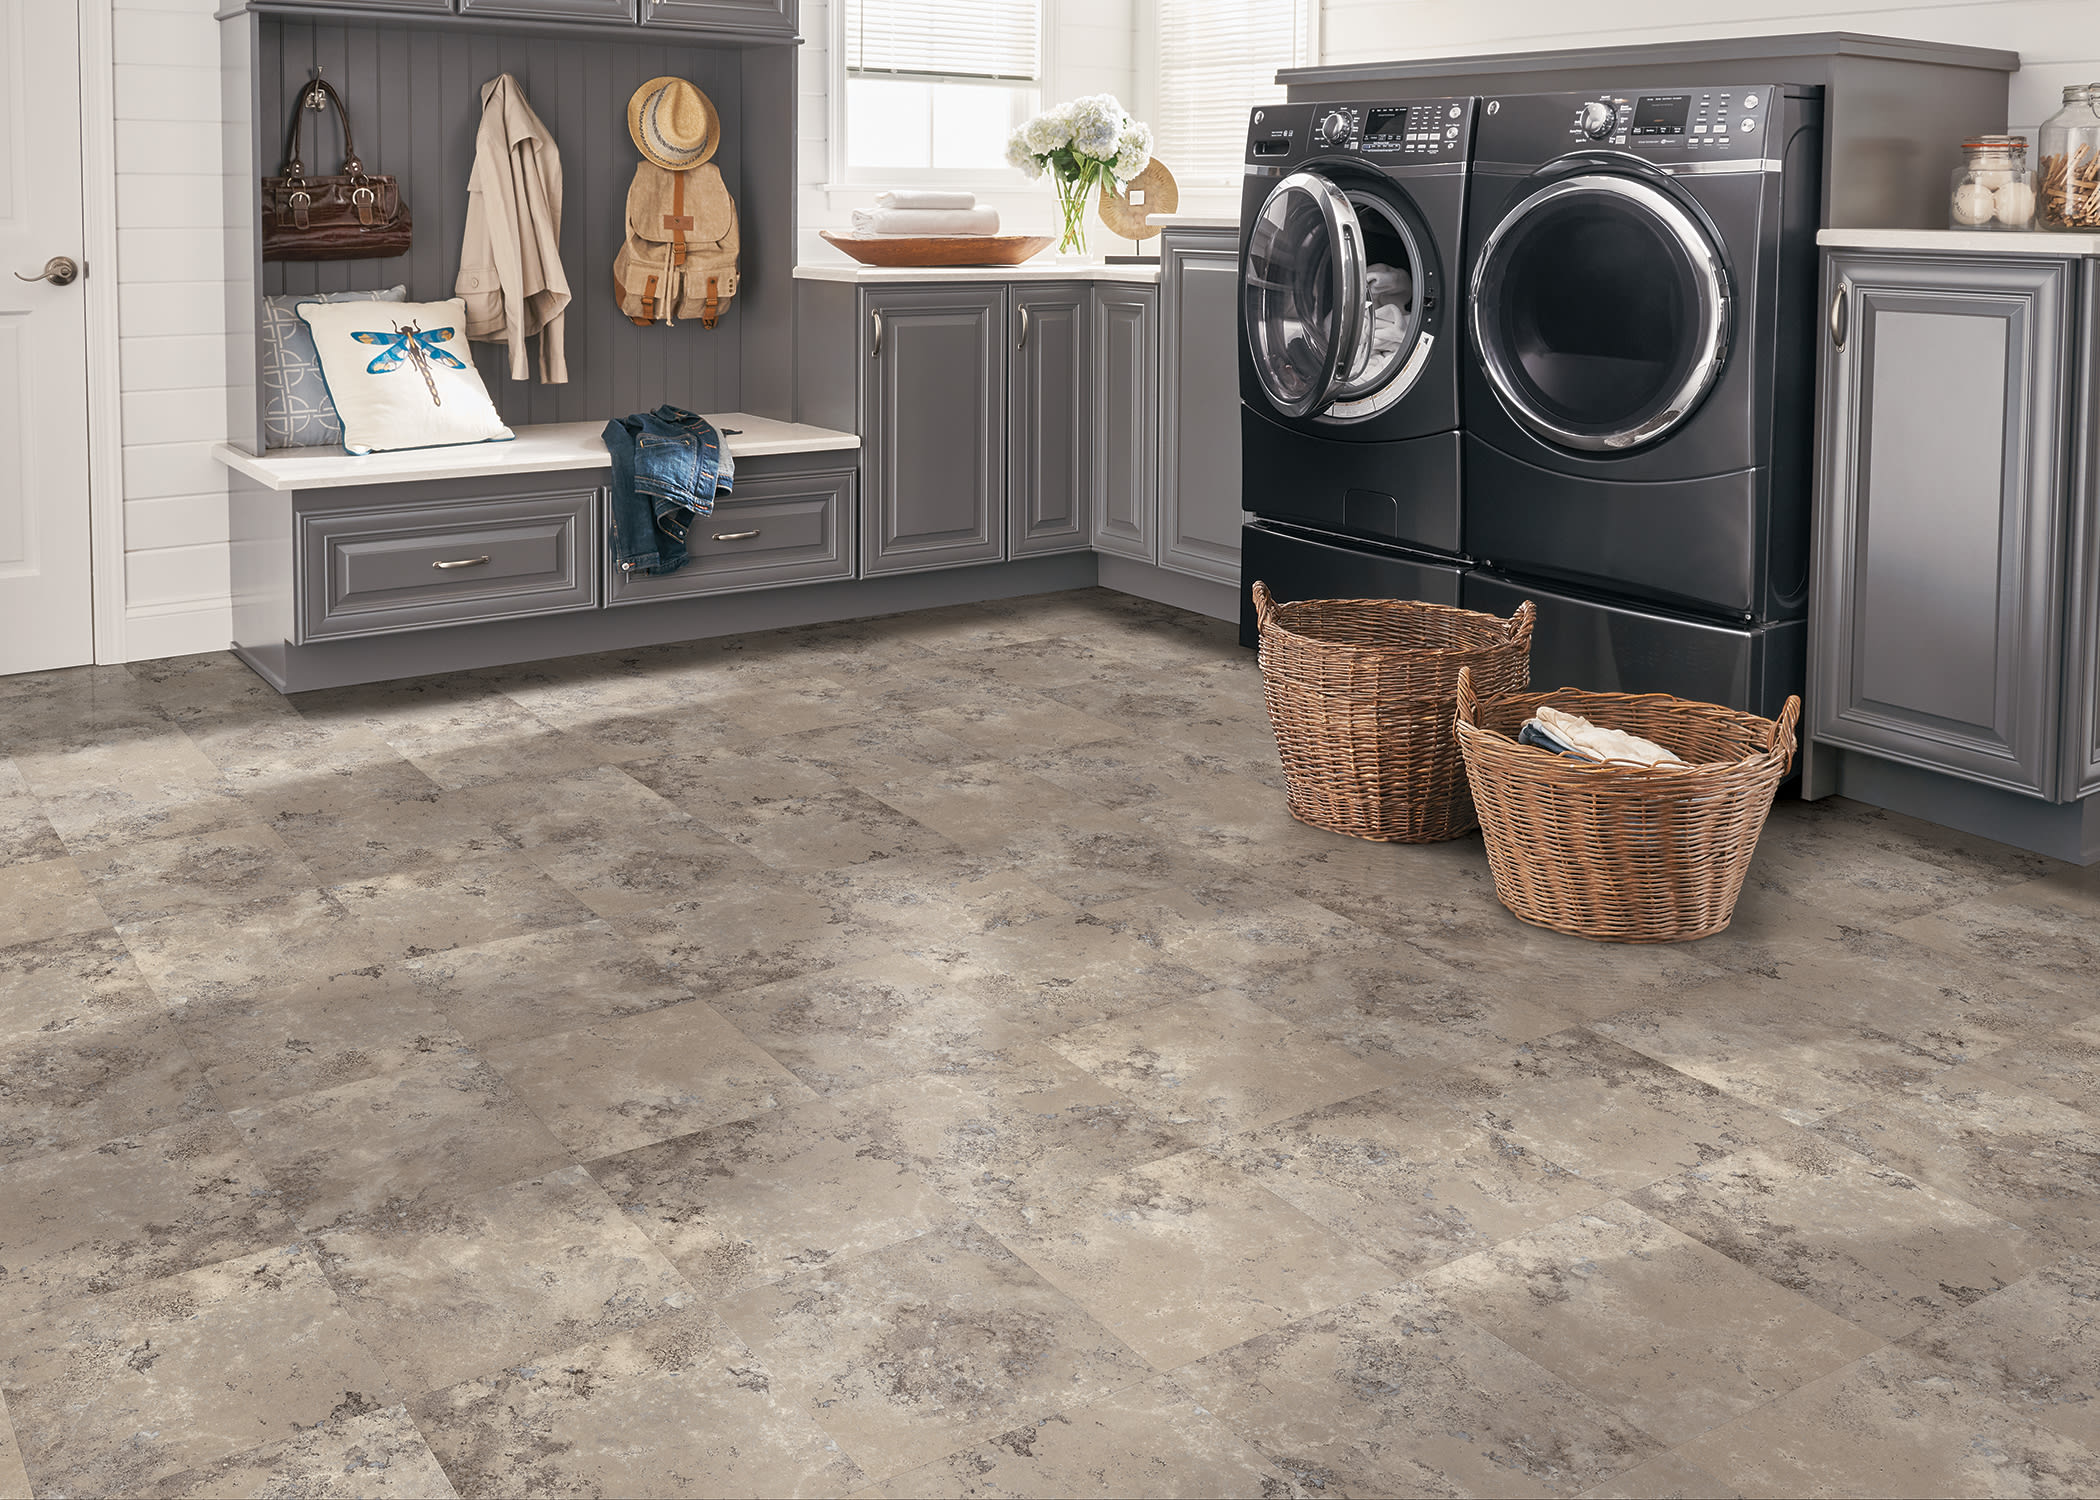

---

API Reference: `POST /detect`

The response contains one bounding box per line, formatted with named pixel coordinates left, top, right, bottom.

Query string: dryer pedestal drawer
left=298, top=489, right=599, bottom=642
left=608, top=470, right=856, bottom=605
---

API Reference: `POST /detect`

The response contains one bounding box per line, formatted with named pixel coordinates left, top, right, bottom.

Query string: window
left=1153, top=0, right=1309, bottom=188
left=837, top=0, right=1043, bottom=179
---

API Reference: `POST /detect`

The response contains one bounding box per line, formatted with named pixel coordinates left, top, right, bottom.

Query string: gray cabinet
left=2071, top=258, right=2100, bottom=798
left=641, top=0, right=796, bottom=33
left=1159, top=230, right=1243, bottom=583
left=609, top=467, right=854, bottom=604
left=1810, top=250, right=2075, bottom=799
left=460, top=0, right=636, bottom=17
left=1090, top=284, right=1159, bottom=562
left=264, top=0, right=451, bottom=9
left=1008, top=284, right=1091, bottom=557
left=860, top=286, right=1008, bottom=576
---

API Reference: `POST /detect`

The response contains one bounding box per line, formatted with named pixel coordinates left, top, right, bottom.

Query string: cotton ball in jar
left=1995, top=180, right=2037, bottom=226
left=1951, top=183, right=1997, bottom=225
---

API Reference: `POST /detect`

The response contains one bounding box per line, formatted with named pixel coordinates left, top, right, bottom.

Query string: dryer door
left=1470, top=173, right=1730, bottom=452
left=1243, top=170, right=1367, bottom=420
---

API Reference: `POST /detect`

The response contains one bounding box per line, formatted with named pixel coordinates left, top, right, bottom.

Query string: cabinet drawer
left=608, top=470, right=855, bottom=605
left=298, top=490, right=599, bottom=643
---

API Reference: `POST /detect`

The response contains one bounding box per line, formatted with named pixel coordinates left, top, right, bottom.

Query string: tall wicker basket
left=1253, top=582, right=1535, bottom=843
left=1454, top=667, right=1801, bottom=942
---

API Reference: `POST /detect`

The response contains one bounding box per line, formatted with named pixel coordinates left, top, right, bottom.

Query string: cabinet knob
left=1829, top=283, right=1848, bottom=351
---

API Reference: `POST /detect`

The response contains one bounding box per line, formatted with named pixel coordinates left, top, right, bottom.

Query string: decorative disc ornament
left=1098, top=158, right=1179, bottom=240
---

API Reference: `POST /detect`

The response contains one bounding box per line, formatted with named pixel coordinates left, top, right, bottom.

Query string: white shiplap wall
left=110, top=0, right=237, bottom=660
left=1317, top=1, right=2100, bottom=137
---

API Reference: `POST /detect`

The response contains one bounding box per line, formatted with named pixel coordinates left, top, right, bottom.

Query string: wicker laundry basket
left=1453, top=667, right=1801, bottom=942
left=1253, top=581, right=1535, bottom=842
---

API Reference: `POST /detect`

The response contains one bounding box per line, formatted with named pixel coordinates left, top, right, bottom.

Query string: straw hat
left=628, top=77, right=720, bottom=170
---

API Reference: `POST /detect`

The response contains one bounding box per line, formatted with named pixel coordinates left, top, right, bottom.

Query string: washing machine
left=1237, top=94, right=1478, bottom=645
left=1460, top=84, right=1823, bottom=717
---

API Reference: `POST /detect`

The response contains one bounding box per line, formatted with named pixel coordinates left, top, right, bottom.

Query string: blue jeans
left=604, top=406, right=736, bottom=576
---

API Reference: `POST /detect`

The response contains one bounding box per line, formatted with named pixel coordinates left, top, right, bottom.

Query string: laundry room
left=1, top=1, right=2098, bottom=1496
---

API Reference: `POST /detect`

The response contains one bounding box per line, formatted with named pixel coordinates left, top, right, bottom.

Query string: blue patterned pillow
left=260, top=286, right=407, bottom=449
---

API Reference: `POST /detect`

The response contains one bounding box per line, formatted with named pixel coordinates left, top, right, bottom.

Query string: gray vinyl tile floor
left=1, top=586, right=2096, bottom=1499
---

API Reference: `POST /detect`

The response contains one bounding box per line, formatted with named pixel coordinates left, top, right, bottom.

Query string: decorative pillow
left=298, top=297, right=514, bottom=455
left=260, top=286, right=406, bottom=449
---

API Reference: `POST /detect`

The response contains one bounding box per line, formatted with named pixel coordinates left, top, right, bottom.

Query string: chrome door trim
left=1324, top=332, right=1435, bottom=421
left=1472, top=156, right=1783, bottom=176
left=1245, top=169, right=1367, bottom=420
left=1469, top=172, right=1730, bottom=452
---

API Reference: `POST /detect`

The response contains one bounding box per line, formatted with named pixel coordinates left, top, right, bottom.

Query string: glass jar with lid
left=2038, top=84, right=2100, bottom=230
left=1950, top=135, right=2036, bottom=229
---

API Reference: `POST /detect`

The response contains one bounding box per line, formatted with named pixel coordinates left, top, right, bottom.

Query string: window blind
left=1155, top=0, right=1304, bottom=184
left=844, top=0, right=1041, bottom=82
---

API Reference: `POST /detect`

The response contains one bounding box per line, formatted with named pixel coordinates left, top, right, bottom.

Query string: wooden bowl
left=819, top=231, right=1057, bottom=268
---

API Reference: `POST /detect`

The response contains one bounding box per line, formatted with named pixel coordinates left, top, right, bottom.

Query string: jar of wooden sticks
left=2038, top=83, right=2100, bottom=231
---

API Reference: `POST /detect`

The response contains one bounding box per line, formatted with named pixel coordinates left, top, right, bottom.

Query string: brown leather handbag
left=261, top=76, right=412, bottom=262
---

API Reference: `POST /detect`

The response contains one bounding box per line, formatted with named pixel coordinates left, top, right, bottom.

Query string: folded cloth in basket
left=851, top=205, right=1002, bottom=236
left=1524, top=705, right=1685, bottom=767
left=876, top=190, right=978, bottom=210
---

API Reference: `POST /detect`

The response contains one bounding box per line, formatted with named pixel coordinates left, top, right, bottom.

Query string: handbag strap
left=280, top=76, right=365, bottom=182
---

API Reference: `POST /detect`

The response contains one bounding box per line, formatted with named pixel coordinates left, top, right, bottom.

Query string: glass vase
left=1053, top=166, right=1093, bottom=257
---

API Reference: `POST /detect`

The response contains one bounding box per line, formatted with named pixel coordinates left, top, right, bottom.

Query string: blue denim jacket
left=604, top=406, right=737, bottom=576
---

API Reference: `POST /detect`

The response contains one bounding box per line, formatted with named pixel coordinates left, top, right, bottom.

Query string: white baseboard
left=125, top=595, right=233, bottom=662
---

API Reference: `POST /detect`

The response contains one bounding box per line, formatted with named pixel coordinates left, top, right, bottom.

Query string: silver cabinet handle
left=431, top=555, right=490, bottom=570
left=14, top=256, right=79, bottom=286
left=1016, top=305, right=1030, bottom=349
left=1830, top=283, right=1848, bottom=351
left=712, top=529, right=761, bottom=541
left=870, top=308, right=883, bottom=358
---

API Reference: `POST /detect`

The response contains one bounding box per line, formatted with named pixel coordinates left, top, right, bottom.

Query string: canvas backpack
left=614, top=161, right=738, bottom=329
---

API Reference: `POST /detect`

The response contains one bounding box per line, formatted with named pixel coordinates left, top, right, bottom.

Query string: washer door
left=1470, top=173, right=1730, bottom=452
left=1244, top=170, right=1367, bottom=420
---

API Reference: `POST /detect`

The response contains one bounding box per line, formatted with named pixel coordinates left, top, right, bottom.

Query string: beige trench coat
left=458, top=73, right=570, bottom=383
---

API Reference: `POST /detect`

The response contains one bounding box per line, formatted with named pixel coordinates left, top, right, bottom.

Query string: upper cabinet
left=249, top=0, right=796, bottom=36
left=458, top=0, right=637, bottom=18
left=642, top=0, right=796, bottom=34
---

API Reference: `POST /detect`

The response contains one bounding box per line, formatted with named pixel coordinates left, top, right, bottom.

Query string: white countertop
left=1819, top=228, right=2100, bottom=256
left=794, top=257, right=1162, bottom=284
left=212, top=413, right=860, bottom=493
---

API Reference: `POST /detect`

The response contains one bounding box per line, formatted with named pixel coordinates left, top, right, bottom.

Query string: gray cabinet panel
left=1811, top=251, right=2073, bottom=798
left=2069, top=258, right=2100, bottom=799
left=264, top=0, right=452, bottom=10
left=298, top=488, right=598, bottom=642
left=1160, top=235, right=1243, bottom=583
left=1090, top=284, right=1159, bottom=563
left=861, top=286, right=1007, bottom=576
left=608, top=469, right=854, bottom=604
left=460, top=0, right=637, bottom=17
left=641, top=0, right=795, bottom=33
left=1008, top=284, right=1090, bottom=557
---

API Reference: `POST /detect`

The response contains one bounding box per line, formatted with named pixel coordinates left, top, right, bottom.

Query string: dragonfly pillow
left=297, top=296, right=513, bottom=455
left=261, top=286, right=406, bottom=448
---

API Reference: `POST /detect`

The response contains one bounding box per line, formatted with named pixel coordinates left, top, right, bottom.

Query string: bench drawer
left=608, top=469, right=855, bottom=605
left=298, top=489, right=599, bottom=642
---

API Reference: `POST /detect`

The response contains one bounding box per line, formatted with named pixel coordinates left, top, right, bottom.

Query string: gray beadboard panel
left=258, top=15, right=759, bottom=428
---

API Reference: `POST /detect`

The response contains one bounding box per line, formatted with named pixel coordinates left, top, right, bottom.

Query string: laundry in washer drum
left=1360, top=262, right=1415, bottom=366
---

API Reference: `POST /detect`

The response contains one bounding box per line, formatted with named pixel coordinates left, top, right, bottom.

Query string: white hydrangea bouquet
left=1007, top=95, right=1153, bottom=256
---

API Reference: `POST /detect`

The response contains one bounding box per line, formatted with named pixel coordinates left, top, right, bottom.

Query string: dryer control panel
left=1475, top=85, right=1783, bottom=163
left=1246, top=97, right=1476, bottom=170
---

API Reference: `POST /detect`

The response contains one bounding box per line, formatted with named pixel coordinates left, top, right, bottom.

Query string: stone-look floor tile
left=0, top=1013, right=217, bottom=1163
left=832, top=1047, right=1202, bottom=1236
left=1240, top=952, right=1569, bottom=1072
left=72, top=823, right=317, bottom=923
left=993, top=810, right=1243, bottom=911
left=1177, top=1281, right=1667, bottom=1498
left=317, top=1166, right=694, bottom=1396
left=180, top=711, right=413, bottom=797
left=400, top=920, right=695, bottom=1047
left=0, top=1397, right=27, bottom=1500
left=118, top=887, right=376, bottom=1009
left=1956, top=1015, right=2100, bottom=1117
left=255, top=764, right=518, bottom=884
left=710, top=953, right=1038, bottom=1096
left=1812, top=1078, right=2100, bottom=1255
left=1575, top=1451, right=1742, bottom=1499
left=882, top=677, right=1134, bottom=759
left=908, top=634, right=1146, bottom=692
left=0, top=1245, right=397, bottom=1497
left=718, top=1220, right=1149, bottom=1483
left=0, top=928, right=161, bottom=1050
left=1224, top=1082, right=1611, bottom=1277
left=177, top=966, right=470, bottom=1109
left=529, top=822, right=774, bottom=921
left=1458, top=1028, right=1795, bottom=1196
left=859, top=1375, right=1302, bottom=1499
left=791, top=860, right=1057, bottom=955
left=606, top=879, right=885, bottom=1002
left=1676, top=1345, right=2100, bottom=1499
left=1426, top=1201, right=1884, bottom=1447
left=330, top=853, right=598, bottom=960
left=13, top=734, right=254, bottom=851
left=0, top=1118, right=293, bottom=1326
left=487, top=1001, right=817, bottom=1159
left=586, top=1097, right=964, bottom=1302
left=1000, top=1149, right=1400, bottom=1370
left=1627, top=1133, right=2048, bottom=1339
left=232, top=1051, right=571, bottom=1229
left=700, top=676, right=877, bottom=738
left=852, top=759, right=1123, bottom=857
left=0, top=757, right=66, bottom=868
left=1045, top=990, right=1395, bottom=1145
left=1898, top=1257, right=2100, bottom=1450
left=1891, top=879, right=2100, bottom=992
left=534, top=703, right=758, bottom=765
left=455, top=762, right=684, bottom=848
left=757, top=716, right=985, bottom=784
left=148, top=1402, right=459, bottom=1499
left=410, top=1309, right=862, bottom=1500
left=1097, top=882, right=1397, bottom=1000
left=0, top=856, right=106, bottom=946
left=622, top=741, right=847, bottom=827
left=700, top=785, right=966, bottom=875
left=0, top=664, right=170, bottom=748
left=401, top=727, right=605, bottom=793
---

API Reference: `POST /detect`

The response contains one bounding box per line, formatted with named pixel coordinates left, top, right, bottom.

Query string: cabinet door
left=1159, top=235, right=1243, bottom=582
left=1811, top=251, right=2074, bottom=798
left=460, top=0, right=636, bottom=17
left=860, top=286, right=1007, bottom=576
left=1007, top=284, right=1090, bottom=557
left=1090, top=284, right=1159, bottom=562
left=641, top=0, right=795, bottom=34
left=269, top=0, right=451, bottom=9
left=2066, top=258, right=2100, bottom=799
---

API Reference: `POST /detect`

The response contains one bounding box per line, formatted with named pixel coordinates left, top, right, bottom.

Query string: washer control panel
left=1246, top=97, right=1475, bottom=167
left=1474, top=85, right=1782, bottom=161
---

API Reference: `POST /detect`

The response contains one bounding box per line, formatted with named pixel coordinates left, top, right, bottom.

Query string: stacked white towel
left=852, top=191, right=1001, bottom=236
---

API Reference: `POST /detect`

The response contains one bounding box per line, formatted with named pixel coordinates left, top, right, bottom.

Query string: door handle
left=431, top=555, right=490, bottom=570
left=712, top=529, right=761, bottom=541
left=870, top=308, right=883, bottom=358
left=1829, top=283, right=1848, bottom=351
left=1016, top=306, right=1030, bottom=349
left=14, top=256, right=80, bottom=287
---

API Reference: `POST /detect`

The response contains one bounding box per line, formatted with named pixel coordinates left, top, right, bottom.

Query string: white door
left=0, top=0, right=94, bottom=675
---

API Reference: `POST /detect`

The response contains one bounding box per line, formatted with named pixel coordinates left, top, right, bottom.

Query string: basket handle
left=1456, top=664, right=1478, bottom=727
left=1769, top=694, right=1802, bottom=773
left=1252, top=580, right=1276, bottom=632
left=1506, top=600, right=1537, bottom=648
